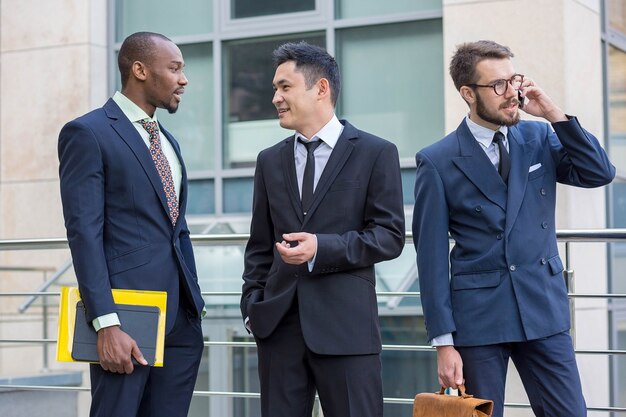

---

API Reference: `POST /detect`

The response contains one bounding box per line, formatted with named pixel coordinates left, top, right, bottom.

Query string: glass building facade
left=112, top=1, right=443, bottom=415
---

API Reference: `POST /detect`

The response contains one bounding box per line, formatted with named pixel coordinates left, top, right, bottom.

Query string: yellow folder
left=56, top=287, right=167, bottom=367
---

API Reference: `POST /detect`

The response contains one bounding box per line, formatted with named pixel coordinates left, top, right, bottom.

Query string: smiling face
left=464, top=58, right=520, bottom=129
left=143, top=37, right=188, bottom=115
left=271, top=61, right=329, bottom=138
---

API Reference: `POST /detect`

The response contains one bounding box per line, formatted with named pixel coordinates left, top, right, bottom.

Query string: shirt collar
left=112, top=91, right=158, bottom=124
left=465, top=114, right=508, bottom=148
left=295, top=115, right=343, bottom=149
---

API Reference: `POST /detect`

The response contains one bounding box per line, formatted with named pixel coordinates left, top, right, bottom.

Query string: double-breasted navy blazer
left=59, top=99, right=205, bottom=333
left=412, top=117, right=614, bottom=346
left=241, top=120, right=405, bottom=355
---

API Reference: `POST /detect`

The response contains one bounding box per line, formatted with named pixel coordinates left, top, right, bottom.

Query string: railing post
left=564, top=241, right=576, bottom=346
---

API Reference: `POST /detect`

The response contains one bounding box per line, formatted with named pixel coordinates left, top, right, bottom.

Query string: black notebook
left=72, top=301, right=160, bottom=365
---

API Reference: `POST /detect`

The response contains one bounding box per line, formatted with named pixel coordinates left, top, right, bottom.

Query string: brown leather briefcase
left=413, top=385, right=494, bottom=417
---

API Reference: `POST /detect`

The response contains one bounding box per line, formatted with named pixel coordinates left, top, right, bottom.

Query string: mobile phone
left=518, top=90, right=524, bottom=109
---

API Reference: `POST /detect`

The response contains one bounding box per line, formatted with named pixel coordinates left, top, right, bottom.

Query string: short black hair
left=449, top=40, right=514, bottom=91
left=118, top=32, right=172, bottom=89
left=273, top=41, right=341, bottom=106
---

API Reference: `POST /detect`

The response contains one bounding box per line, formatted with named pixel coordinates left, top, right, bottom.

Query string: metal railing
left=0, top=230, right=625, bottom=414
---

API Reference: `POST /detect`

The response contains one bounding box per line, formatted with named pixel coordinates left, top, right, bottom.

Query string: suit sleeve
left=241, top=151, right=274, bottom=319
left=314, top=142, right=405, bottom=270
left=412, top=151, right=456, bottom=341
left=58, top=120, right=116, bottom=322
left=550, top=117, right=615, bottom=187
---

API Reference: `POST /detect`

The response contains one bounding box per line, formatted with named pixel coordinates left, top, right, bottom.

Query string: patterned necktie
left=299, top=138, right=322, bottom=215
left=139, top=119, right=179, bottom=226
left=493, top=131, right=511, bottom=184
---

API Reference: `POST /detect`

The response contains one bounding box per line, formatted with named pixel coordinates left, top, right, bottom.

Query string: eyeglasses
left=466, top=74, right=524, bottom=96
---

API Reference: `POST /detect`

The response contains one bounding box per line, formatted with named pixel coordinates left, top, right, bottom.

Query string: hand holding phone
left=518, top=90, right=524, bottom=109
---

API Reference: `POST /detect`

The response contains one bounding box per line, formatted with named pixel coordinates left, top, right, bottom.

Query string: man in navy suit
left=241, top=42, right=405, bottom=417
left=412, top=40, right=615, bottom=417
left=59, top=32, right=204, bottom=417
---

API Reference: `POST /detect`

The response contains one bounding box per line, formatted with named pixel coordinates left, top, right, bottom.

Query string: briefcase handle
left=437, top=385, right=474, bottom=399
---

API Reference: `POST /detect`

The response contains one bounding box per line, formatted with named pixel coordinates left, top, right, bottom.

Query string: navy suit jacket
left=59, top=99, right=205, bottom=333
left=241, top=120, right=405, bottom=355
left=412, top=117, right=614, bottom=346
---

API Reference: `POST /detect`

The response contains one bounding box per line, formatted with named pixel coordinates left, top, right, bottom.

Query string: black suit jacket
left=241, top=120, right=405, bottom=355
left=59, top=99, right=205, bottom=334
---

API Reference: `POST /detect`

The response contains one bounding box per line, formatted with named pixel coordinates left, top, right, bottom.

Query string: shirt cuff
left=430, top=333, right=454, bottom=347
left=92, top=313, right=121, bottom=332
left=306, top=235, right=318, bottom=272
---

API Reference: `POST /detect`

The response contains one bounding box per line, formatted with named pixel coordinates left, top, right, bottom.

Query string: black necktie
left=493, top=131, right=510, bottom=184
left=299, top=138, right=322, bottom=215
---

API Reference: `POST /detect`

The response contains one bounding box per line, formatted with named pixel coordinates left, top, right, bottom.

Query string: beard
left=476, top=93, right=520, bottom=127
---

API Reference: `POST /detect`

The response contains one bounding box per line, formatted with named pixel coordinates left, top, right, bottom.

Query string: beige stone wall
left=0, top=5, right=108, bottom=411
left=443, top=0, right=609, bottom=415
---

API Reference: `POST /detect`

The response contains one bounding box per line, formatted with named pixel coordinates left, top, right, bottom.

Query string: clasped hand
left=275, top=232, right=317, bottom=265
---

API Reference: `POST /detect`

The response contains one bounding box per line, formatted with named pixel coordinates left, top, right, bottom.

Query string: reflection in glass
left=223, top=34, right=325, bottom=168
left=187, top=179, right=215, bottom=215
left=608, top=46, right=626, bottom=170
left=158, top=43, right=214, bottom=172
left=336, top=21, right=444, bottom=159
left=115, top=0, right=212, bottom=41
left=609, top=0, right=626, bottom=35
left=337, top=0, right=441, bottom=19
left=224, top=178, right=254, bottom=213
left=231, top=0, right=315, bottom=19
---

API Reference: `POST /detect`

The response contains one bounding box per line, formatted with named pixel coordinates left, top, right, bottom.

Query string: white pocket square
left=529, top=163, right=542, bottom=173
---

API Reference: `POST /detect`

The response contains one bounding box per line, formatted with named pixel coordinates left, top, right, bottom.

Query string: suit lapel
left=280, top=136, right=304, bottom=223
left=451, top=120, right=507, bottom=211
left=504, top=126, right=533, bottom=236
left=104, top=99, right=173, bottom=223
left=301, top=121, right=355, bottom=228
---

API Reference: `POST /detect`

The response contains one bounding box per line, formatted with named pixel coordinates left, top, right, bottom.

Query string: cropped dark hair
left=449, top=40, right=514, bottom=91
left=273, top=41, right=341, bottom=106
left=118, top=32, right=172, bottom=89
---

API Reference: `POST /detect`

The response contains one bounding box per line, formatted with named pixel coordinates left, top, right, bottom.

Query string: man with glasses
left=412, top=40, right=614, bottom=417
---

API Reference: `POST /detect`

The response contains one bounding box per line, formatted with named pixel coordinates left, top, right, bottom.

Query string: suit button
left=475, top=205, right=482, bottom=212
left=541, top=221, right=548, bottom=229
left=541, top=258, right=547, bottom=265
left=540, top=188, right=547, bottom=196
left=509, top=265, right=517, bottom=271
left=295, top=273, right=299, bottom=278
left=496, top=233, right=503, bottom=240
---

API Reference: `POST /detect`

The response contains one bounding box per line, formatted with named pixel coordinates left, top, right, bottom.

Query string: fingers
left=436, top=345, right=464, bottom=389
left=131, top=342, right=148, bottom=366
left=97, top=326, right=140, bottom=374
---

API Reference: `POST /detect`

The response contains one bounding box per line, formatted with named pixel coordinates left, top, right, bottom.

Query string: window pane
left=337, top=0, right=441, bottom=19
left=187, top=179, right=215, bottom=215
left=223, top=34, right=325, bottom=168
left=337, top=21, right=444, bottom=159
left=224, top=178, right=254, bottom=213
left=401, top=168, right=416, bottom=205
left=158, top=43, right=214, bottom=172
left=609, top=0, right=626, bottom=35
left=609, top=46, right=626, bottom=170
left=231, top=0, right=315, bottom=19
left=380, top=315, right=437, bottom=416
left=116, top=0, right=213, bottom=41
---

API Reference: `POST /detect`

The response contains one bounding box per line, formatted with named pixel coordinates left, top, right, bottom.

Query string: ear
left=316, top=78, right=331, bottom=101
left=459, top=86, right=476, bottom=105
left=131, top=61, right=148, bottom=82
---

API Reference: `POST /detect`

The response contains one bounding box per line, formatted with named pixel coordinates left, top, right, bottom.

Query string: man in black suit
left=59, top=32, right=204, bottom=417
left=240, top=41, right=405, bottom=417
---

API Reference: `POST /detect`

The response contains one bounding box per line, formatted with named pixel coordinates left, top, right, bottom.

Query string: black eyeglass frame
left=466, top=74, right=524, bottom=96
